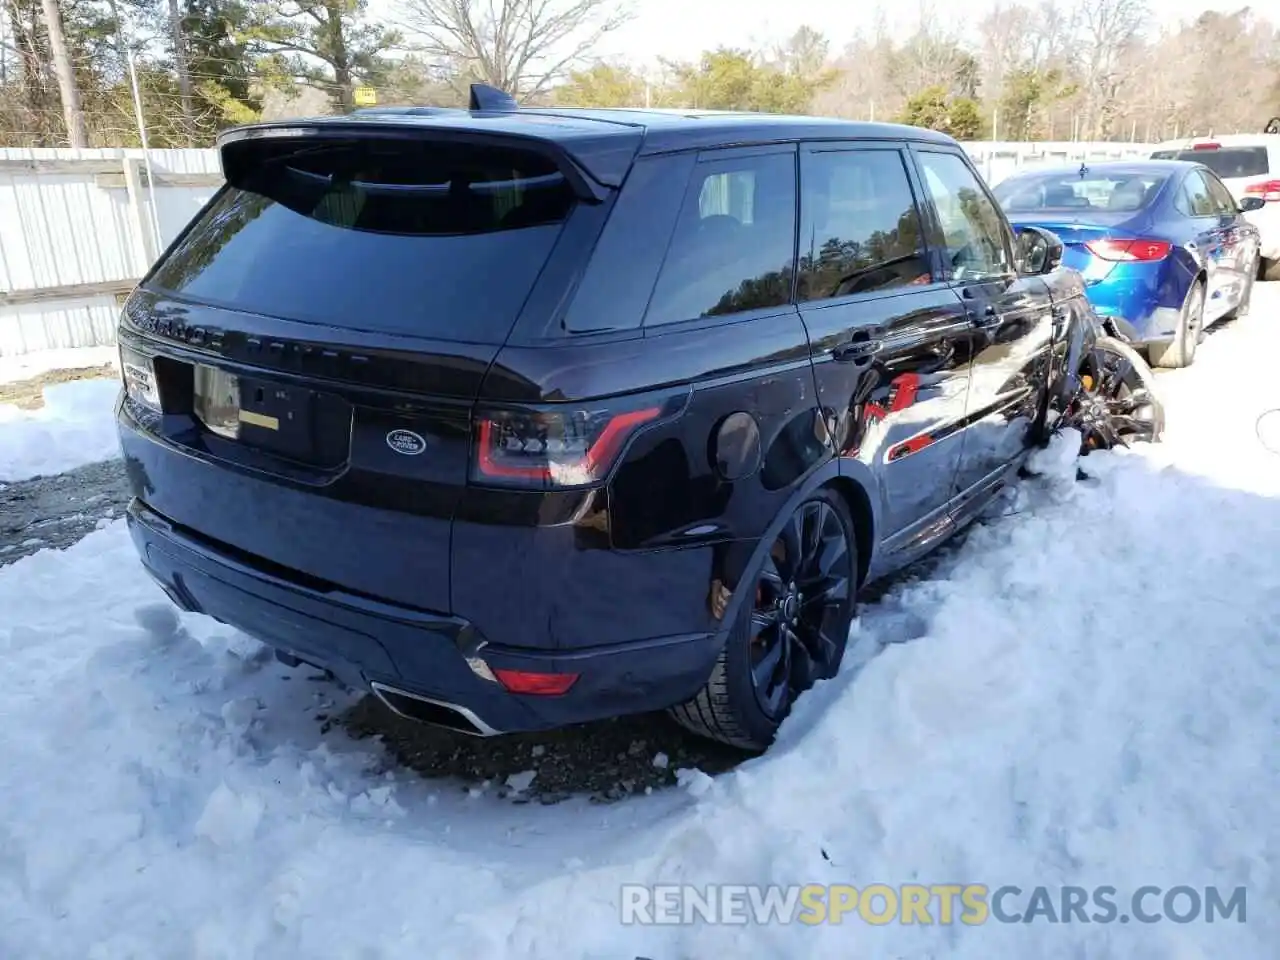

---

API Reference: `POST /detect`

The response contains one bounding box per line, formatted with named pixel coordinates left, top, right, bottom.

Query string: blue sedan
left=993, top=160, right=1264, bottom=368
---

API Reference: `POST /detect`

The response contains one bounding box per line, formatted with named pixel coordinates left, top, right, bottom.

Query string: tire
left=1261, top=257, right=1280, bottom=283
left=1148, top=279, right=1204, bottom=370
left=669, top=488, right=858, bottom=750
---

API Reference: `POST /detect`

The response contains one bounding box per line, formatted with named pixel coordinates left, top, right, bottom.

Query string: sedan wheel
left=1149, top=281, right=1203, bottom=370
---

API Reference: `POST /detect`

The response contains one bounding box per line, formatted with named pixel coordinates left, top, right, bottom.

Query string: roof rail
left=469, top=83, right=518, bottom=112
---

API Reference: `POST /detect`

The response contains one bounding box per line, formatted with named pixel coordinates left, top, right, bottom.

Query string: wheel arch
left=827, top=474, right=875, bottom=591
left=712, top=460, right=879, bottom=638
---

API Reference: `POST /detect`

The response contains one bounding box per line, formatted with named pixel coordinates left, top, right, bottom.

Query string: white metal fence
left=0, top=140, right=1154, bottom=359
left=0, top=148, right=221, bottom=358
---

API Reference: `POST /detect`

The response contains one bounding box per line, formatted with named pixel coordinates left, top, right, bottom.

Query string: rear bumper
left=126, top=499, right=724, bottom=734
left=1084, top=262, right=1187, bottom=345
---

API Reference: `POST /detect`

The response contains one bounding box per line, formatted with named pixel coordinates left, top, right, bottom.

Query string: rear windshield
left=1150, top=147, right=1269, bottom=179
left=149, top=138, right=575, bottom=342
left=994, top=171, right=1168, bottom=213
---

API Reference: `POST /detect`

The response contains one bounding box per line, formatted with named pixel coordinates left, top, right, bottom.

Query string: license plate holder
left=237, top=377, right=316, bottom=460
left=193, top=365, right=316, bottom=461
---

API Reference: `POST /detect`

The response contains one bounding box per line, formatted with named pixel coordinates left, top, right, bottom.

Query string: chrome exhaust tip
left=369, top=682, right=502, bottom=737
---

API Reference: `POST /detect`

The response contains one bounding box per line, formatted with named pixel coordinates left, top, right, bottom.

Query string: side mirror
left=1239, top=196, right=1266, bottom=213
left=1013, top=225, right=1064, bottom=275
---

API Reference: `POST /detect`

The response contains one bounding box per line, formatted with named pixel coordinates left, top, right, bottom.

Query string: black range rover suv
left=117, top=88, right=1093, bottom=749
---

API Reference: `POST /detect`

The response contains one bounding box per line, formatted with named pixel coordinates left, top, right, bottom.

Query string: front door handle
left=971, top=304, right=1003, bottom=329
left=832, top=339, right=882, bottom=363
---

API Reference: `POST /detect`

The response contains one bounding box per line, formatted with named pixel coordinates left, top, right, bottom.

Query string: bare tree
left=0, top=8, right=11, bottom=84
left=813, top=15, right=902, bottom=121
left=395, top=0, right=632, bottom=101
left=772, top=25, right=828, bottom=79
left=167, top=0, right=194, bottom=141
left=38, top=0, right=87, bottom=146
left=1075, top=0, right=1148, bottom=139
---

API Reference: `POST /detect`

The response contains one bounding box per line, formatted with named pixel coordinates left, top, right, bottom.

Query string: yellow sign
left=353, top=86, right=377, bottom=107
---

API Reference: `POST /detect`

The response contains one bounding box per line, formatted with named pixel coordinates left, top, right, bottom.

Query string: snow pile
left=0, top=377, right=122, bottom=481
left=0, top=287, right=1278, bottom=957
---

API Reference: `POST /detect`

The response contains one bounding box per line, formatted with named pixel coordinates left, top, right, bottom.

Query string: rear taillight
left=1085, top=238, right=1171, bottom=262
left=119, top=344, right=161, bottom=411
left=470, top=392, right=687, bottom=489
left=1244, top=180, right=1280, bottom=203
left=1191, top=142, right=1220, bottom=150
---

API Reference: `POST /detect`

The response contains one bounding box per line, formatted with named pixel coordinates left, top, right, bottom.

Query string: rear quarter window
left=562, top=153, right=695, bottom=335
left=149, top=138, right=576, bottom=343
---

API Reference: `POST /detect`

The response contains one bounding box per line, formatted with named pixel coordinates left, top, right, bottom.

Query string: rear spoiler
left=216, top=116, right=638, bottom=203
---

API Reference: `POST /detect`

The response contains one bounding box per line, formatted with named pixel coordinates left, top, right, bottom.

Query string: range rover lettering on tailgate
left=116, top=85, right=1096, bottom=750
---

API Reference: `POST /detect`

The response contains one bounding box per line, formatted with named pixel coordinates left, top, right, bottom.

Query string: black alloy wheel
left=1070, top=336, right=1165, bottom=451
left=670, top=488, right=858, bottom=750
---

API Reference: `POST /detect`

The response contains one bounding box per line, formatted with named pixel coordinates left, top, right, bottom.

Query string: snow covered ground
left=1, top=289, right=1278, bottom=958
left=0, top=378, right=123, bottom=482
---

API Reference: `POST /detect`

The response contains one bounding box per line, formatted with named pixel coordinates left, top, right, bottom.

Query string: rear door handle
left=832, top=339, right=882, bottom=363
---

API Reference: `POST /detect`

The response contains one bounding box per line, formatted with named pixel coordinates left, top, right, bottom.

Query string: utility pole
left=41, top=0, right=89, bottom=147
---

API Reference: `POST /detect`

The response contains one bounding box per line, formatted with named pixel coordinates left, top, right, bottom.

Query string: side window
left=1178, top=172, right=1216, bottom=217
left=1203, top=171, right=1238, bottom=215
left=915, top=151, right=1013, bottom=281
left=798, top=149, right=931, bottom=301
left=644, top=150, right=796, bottom=326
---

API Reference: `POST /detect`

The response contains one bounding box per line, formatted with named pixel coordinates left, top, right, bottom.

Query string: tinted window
left=994, top=171, right=1167, bottom=213
left=916, top=151, right=1012, bottom=280
left=1151, top=147, right=1269, bottom=179
left=644, top=150, right=796, bottom=326
left=1202, top=171, right=1239, bottom=215
left=1177, top=171, right=1216, bottom=217
left=151, top=139, right=575, bottom=342
left=565, top=154, right=694, bottom=334
left=798, top=149, right=930, bottom=300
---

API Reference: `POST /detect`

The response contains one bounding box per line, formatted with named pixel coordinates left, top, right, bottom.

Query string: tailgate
left=119, top=294, right=493, bottom=614
left=119, top=130, right=590, bottom=613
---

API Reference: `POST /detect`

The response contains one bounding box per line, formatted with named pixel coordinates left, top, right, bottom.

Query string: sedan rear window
left=149, top=138, right=575, bottom=343
left=1150, top=147, right=1269, bottom=179
left=994, top=172, right=1168, bottom=213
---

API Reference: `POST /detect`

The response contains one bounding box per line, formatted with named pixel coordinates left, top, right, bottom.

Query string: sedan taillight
left=1085, top=238, right=1172, bottom=262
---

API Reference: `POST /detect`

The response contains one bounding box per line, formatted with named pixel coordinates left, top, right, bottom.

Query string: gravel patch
left=0, top=459, right=130, bottom=567
left=341, top=695, right=752, bottom=804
